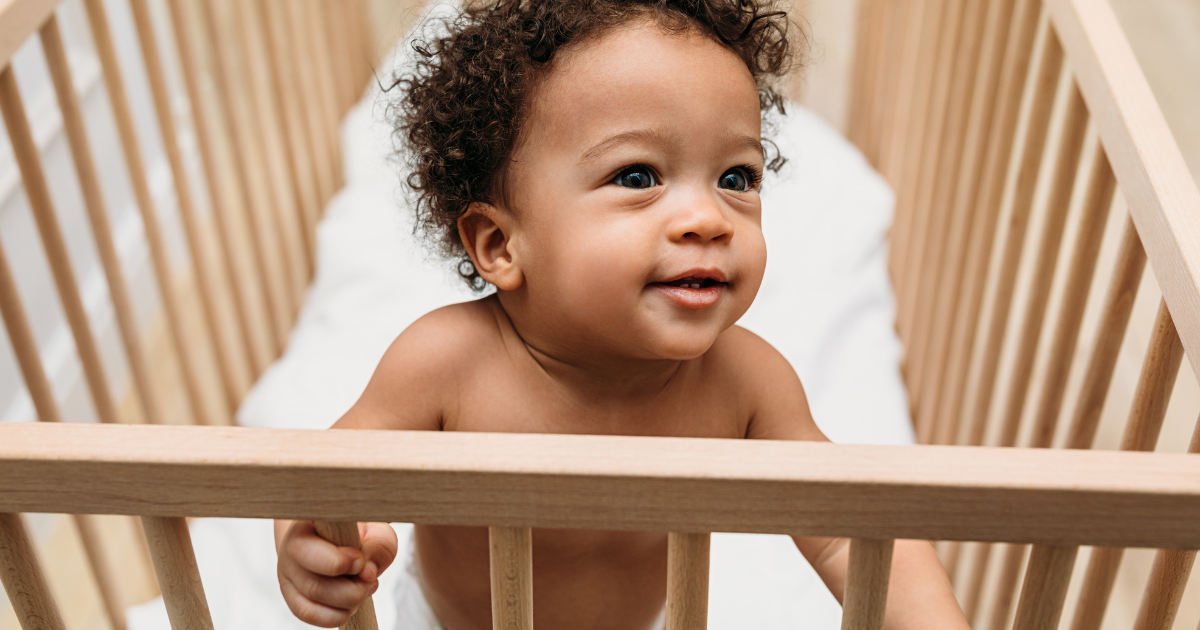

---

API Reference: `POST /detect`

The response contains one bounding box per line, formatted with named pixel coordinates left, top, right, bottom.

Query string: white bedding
left=127, top=26, right=910, bottom=630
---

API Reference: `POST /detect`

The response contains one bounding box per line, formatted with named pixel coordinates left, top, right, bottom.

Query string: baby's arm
left=730, top=327, right=970, bottom=630
left=275, top=307, right=465, bottom=627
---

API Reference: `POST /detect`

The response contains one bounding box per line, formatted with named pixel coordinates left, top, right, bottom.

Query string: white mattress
left=127, top=31, right=911, bottom=630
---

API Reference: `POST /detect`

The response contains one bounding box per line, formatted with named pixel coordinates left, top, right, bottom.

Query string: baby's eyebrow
left=579, top=128, right=676, bottom=164
left=578, top=129, right=763, bottom=164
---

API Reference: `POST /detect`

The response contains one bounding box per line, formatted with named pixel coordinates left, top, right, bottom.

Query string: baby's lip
left=653, top=268, right=728, bottom=286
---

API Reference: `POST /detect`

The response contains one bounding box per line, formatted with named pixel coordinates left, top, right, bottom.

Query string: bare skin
left=275, top=19, right=971, bottom=630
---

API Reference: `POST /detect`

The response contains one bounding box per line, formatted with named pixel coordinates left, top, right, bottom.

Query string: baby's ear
left=458, top=202, right=523, bottom=291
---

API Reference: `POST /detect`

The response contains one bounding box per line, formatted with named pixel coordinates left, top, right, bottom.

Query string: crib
left=0, top=0, right=1197, bottom=628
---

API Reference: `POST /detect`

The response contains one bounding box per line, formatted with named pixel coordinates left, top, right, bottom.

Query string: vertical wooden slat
left=1129, top=414, right=1200, bottom=630
left=992, top=82, right=1090, bottom=451
left=905, top=0, right=991, bottom=429
left=921, top=0, right=1021, bottom=446
left=489, top=526, right=533, bottom=630
left=666, top=532, right=711, bottom=630
left=841, top=538, right=894, bottom=630
left=878, top=0, right=928, bottom=187
left=79, top=0, right=214, bottom=426
left=893, top=0, right=954, bottom=339
left=231, top=0, right=311, bottom=299
left=0, top=229, right=134, bottom=630
left=278, top=0, right=338, bottom=205
left=897, top=0, right=969, bottom=369
left=1132, top=547, right=1197, bottom=630
left=256, top=0, right=322, bottom=255
left=933, top=0, right=1043, bottom=455
left=303, top=0, right=346, bottom=190
left=961, top=12, right=1063, bottom=450
left=348, top=0, right=375, bottom=96
left=39, top=15, right=164, bottom=428
left=198, top=0, right=295, bottom=351
left=163, top=0, right=276, bottom=376
left=863, top=0, right=899, bottom=165
left=0, top=513, right=67, bottom=630
left=324, top=0, right=358, bottom=114
left=1069, top=300, right=1185, bottom=630
left=313, top=521, right=379, bottom=630
left=1024, top=145, right=1116, bottom=448
left=986, top=543, right=1030, bottom=630
left=1063, top=217, right=1147, bottom=450
left=1012, top=544, right=1079, bottom=630
left=846, top=0, right=876, bottom=149
left=126, top=0, right=252, bottom=412
left=141, top=516, right=214, bottom=630
left=0, top=65, right=120, bottom=427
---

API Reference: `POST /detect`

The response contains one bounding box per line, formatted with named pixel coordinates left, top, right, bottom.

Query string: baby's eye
left=612, top=166, right=659, bottom=189
left=717, top=167, right=755, bottom=192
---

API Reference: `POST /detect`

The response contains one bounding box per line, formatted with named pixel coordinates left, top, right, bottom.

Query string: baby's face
left=487, top=20, right=767, bottom=362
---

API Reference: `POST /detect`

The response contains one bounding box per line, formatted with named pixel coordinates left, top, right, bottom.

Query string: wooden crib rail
left=2, top=422, right=1199, bottom=630
left=1, top=423, right=1199, bottom=549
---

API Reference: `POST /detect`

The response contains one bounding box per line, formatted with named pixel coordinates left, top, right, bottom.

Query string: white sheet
left=127, top=22, right=910, bottom=630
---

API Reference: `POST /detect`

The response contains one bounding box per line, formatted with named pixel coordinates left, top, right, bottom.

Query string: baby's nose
left=669, top=197, right=734, bottom=243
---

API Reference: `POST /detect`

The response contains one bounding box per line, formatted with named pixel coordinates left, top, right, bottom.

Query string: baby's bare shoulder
left=708, top=326, right=825, bottom=441
left=334, top=297, right=506, bottom=431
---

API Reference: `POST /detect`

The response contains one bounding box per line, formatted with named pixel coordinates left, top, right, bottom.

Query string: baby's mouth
left=656, top=276, right=724, bottom=289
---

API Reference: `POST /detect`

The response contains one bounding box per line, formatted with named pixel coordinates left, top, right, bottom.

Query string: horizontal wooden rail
left=1, top=424, right=1199, bottom=548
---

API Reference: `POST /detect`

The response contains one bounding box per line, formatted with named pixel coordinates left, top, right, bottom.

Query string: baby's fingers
left=357, top=522, right=398, bottom=582
left=279, top=573, right=360, bottom=628
left=285, top=521, right=366, bottom=577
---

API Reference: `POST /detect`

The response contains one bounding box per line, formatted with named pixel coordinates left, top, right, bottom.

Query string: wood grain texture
left=0, top=512, right=66, bottom=630
left=0, top=65, right=119, bottom=427
left=1068, top=546, right=1123, bottom=630
left=80, top=0, right=210, bottom=426
left=489, top=526, right=533, bottom=630
left=39, top=15, right=163, bottom=429
left=666, top=532, right=710, bottom=630
left=126, top=0, right=246, bottom=413
left=1048, top=0, right=1200, bottom=383
left=1012, top=544, right=1078, bottom=630
left=1063, top=217, right=1146, bottom=449
left=2, top=424, right=1200, bottom=548
left=0, top=235, right=61, bottom=425
left=314, top=522, right=379, bottom=630
left=141, top=516, right=214, bottom=630
left=841, top=538, right=893, bottom=630
left=1132, top=548, right=1196, bottom=630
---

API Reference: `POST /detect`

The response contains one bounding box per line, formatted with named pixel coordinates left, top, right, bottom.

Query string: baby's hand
left=277, top=520, right=398, bottom=628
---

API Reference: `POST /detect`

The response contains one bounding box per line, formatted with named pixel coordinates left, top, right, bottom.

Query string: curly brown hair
left=389, top=0, right=803, bottom=288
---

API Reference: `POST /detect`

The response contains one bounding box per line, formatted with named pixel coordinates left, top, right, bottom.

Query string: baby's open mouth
left=657, top=276, right=723, bottom=289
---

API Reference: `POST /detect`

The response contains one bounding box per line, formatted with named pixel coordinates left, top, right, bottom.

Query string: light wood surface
left=840, top=538, right=893, bottom=630
left=1, top=424, right=1199, bottom=548
left=489, top=526, right=533, bottom=630
left=126, top=0, right=247, bottom=414
left=71, top=514, right=127, bottom=630
left=1132, top=548, right=1196, bottom=630
left=1048, top=0, right=1200, bottom=384
left=164, top=0, right=275, bottom=376
left=1026, top=144, right=1116, bottom=448
left=80, top=0, right=211, bottom=426
left=39, top=15, right=163, bottom=429
left=1012, top=544, right=1078, bottom=630
left=0, top=65, right=121, bottom=427
left=0, top=513, right=66, bottom=630
left=1069, top=545, right=1123, bottom=630
left=932, top=0, right=1043, bottom=449
left=666, top=532, right=710, bottom=630
left=314, top=522, right=379, bottom=630
left=0, top=0, right=54, bottom=68
left=141, top=516, right=214, bottom=630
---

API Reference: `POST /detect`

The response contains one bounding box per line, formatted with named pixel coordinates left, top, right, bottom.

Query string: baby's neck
left=493, top=294, right=693, bottom=405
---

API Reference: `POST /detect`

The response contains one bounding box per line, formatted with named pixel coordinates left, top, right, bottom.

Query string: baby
left=275, top=1, right=970, bottom=629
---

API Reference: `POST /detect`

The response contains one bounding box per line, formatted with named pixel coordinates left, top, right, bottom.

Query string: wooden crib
left=0, top=0, right=1197, bottom=629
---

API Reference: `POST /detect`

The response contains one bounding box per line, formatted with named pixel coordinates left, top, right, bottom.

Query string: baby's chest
left=445, top=373, right=749, bottom=438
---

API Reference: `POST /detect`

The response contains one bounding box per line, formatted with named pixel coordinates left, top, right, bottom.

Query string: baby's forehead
left=518, top=22, right=762, bottom=155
